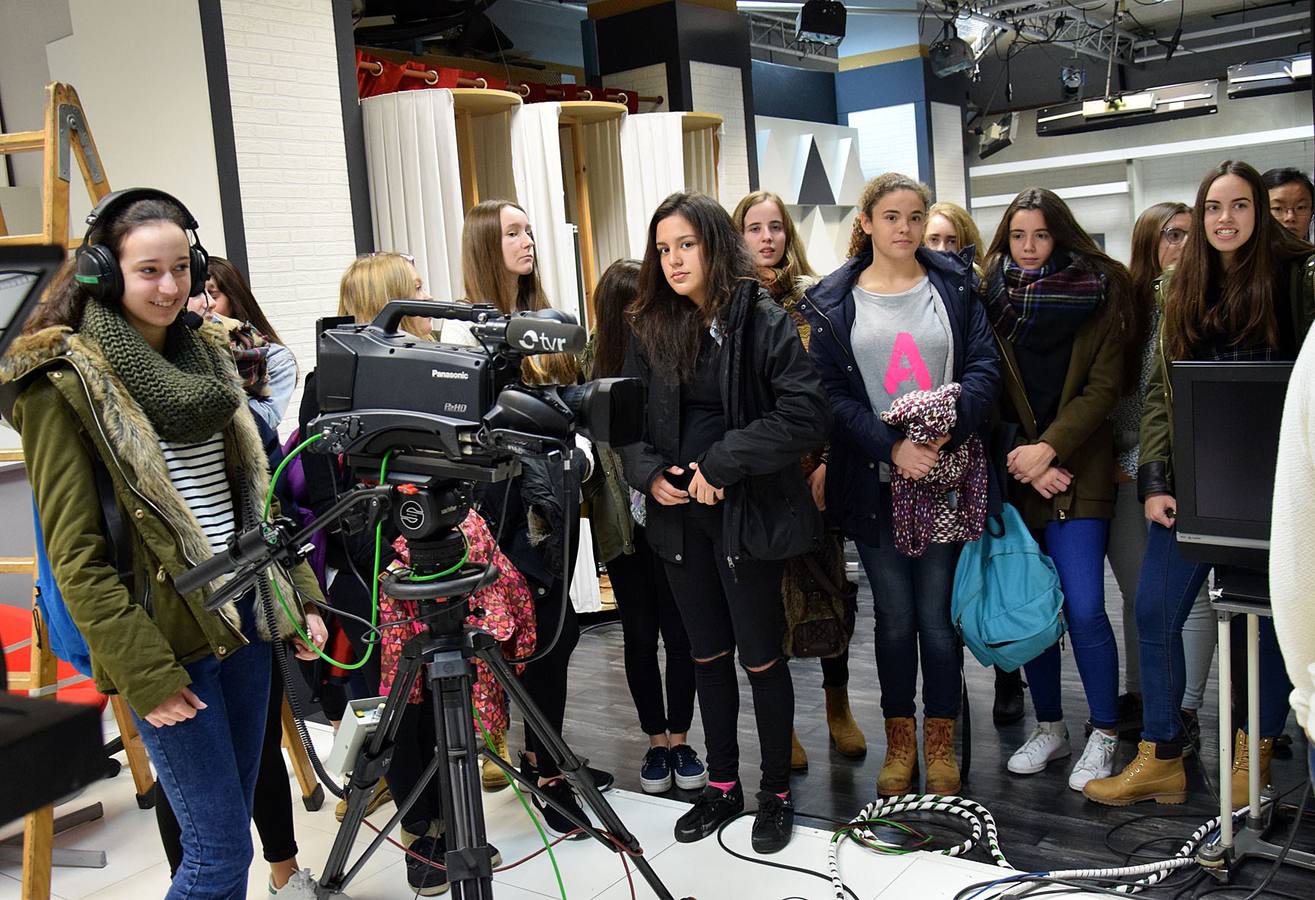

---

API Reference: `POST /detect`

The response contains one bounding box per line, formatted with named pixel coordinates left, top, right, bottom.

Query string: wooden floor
left=538, top=554, right=1315, bottom=898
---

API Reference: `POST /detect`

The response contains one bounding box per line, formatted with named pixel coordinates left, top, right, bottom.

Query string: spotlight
left=795, top=0, right=846, bottom=47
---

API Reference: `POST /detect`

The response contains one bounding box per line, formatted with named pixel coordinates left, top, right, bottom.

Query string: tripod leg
left=480, top=648, right=679, bottom=900
left=318, top=647, right=428, bottom=898
left=427, top=647, right=495, bottom=899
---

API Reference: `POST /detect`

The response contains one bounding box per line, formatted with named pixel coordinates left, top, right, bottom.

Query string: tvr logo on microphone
left=518, top=328, right=567, bottom=354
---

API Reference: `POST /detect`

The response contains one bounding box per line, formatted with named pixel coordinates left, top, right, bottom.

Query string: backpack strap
left=91, top=455, right=135, bottom=597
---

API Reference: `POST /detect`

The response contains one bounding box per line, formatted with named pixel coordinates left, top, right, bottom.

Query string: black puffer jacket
left=620, top=280, right=832, bottom=565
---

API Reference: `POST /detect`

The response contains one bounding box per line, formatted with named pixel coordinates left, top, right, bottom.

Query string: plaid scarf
left=985, top=255, right=1106, bottom=353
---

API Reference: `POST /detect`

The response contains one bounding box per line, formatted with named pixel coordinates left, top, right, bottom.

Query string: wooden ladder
left=0, top=82, right=110, bottom=247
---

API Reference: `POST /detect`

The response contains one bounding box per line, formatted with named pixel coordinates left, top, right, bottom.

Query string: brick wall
left=688, top=61, right=751, bottom=207
left=220, top=0, right=357, bottom=433
left=602, top=64, right=669, bottom=111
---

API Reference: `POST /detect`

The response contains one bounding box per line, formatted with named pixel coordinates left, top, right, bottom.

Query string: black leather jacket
left=619, top=281, right=832, bottom=565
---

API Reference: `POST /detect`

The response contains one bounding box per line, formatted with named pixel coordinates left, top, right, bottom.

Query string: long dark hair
left=207, top=256, right=283, bottom=344
left=628, top=192, right=757, bottom=379
left=592, top=258, right=640, bottom=379
left=27, top=198, right=191, bottom=333
left=1164, top=160, right=1312, bottom=360
left=983, top=187, right=1135, bottom=339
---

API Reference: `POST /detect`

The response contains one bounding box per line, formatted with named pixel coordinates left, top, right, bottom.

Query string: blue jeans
left=856, top=497, right=962, bottom=719
left=1136, top=522, right=1290, bottom=744
left=133, top=626, right=272, bottom=900
left=1024, top=518, right=1120, bottom=729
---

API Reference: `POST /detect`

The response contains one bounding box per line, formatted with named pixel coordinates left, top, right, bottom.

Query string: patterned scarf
left=79, top=300, right=243, bottom=443
left=880, top=383, right=989, bottom=558
left=984, top=254, right=1106, bottom=352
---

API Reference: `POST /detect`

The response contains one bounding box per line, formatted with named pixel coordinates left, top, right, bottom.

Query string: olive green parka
left=0, top=322, right=320, bottom=717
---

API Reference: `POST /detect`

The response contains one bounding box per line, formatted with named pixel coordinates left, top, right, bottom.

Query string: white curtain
left=683, top=121, right=723, bottom=204
left=361, top=91, right=465, bottom=302
left=619, top=112, right=684, bottom=259
left=509, top=103, right=580, bottom=318
left=584, top=117, right=631, bottom=277
left=471, top=110, right=518, bottom=205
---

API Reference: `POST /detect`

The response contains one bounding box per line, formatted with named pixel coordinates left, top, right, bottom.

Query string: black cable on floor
left=713, top=810, right=860, bottom=900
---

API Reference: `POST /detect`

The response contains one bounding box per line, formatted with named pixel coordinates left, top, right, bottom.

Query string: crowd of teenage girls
left=5, top=161, right=1314, bottom=899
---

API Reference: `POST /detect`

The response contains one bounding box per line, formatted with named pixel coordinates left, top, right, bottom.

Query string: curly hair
left=847, top=173, right=932, bottom=258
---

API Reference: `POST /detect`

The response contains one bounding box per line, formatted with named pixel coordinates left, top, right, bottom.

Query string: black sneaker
left=1087, top=692, right=1144, bottom=738
left=751, top=791, right=795, bottom=855
left=674, top=782, right=744, bottom=843
left=993, top=667, right=1025, bottom=726
left=519, top=753, right=614, bottom=793
left=406, top=834, right=449, bottom=897
left=532, top=778, right=589, bottom=840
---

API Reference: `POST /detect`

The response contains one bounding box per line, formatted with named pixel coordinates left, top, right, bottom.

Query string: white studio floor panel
left=0, top=721, right=1101, bottom=900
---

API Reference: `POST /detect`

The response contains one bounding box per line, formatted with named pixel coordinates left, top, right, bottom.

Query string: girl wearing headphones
left=622, top=191, right=831, bottom=854
left=981, top=188, right=1133, bottom=792
left=1086, top=161, right=1314, bottom=806
left=460, top=200, right=616, bottom=838
left=2, top=189, right=324, bottom=900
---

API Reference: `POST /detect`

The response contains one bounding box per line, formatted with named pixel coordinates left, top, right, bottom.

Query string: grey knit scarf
left=80, top=300, right=243, bottom=443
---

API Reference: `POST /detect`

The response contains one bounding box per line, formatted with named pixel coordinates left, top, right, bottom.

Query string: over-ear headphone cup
left=189, top=247, right=209, bottom=298
left=75, top=243, right=122, bottom=303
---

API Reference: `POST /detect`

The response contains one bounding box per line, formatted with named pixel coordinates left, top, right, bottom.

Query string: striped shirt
left=158, top=435, right=237, bottom=554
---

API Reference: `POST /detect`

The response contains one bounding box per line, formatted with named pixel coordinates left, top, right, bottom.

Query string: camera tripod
left=316, top=562, right=683, bottom=899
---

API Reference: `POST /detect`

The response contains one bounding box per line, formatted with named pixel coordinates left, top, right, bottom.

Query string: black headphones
left=74, top=188, right=210, bottom=302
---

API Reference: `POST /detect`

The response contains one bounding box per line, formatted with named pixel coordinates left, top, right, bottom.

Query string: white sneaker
left=1007, top=721, right=1071, bottom=775
left=270, top=869, right=320, bottom=899
left=1068, top=729, right=1119, bottom=791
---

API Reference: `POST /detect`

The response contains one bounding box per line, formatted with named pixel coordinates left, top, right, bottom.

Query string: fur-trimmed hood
left=2, top=321, right=298, bottom=641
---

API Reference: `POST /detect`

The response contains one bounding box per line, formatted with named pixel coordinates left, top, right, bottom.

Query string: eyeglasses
left=1160, top=228, right=1188, bottom=246
left=1270, top=205, right=1312, bottom=217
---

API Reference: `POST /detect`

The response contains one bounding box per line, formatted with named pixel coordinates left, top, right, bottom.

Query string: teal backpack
left=951, top=503, right=1066, bottom=672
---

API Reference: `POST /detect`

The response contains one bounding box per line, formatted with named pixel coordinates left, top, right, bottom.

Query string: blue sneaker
left=670, top=744, right=708, bottom=791
left=640, top=746, right=673, bottom=793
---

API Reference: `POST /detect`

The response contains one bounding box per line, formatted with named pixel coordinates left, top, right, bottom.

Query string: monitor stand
left=1198, top=567, right=1315, bottom=882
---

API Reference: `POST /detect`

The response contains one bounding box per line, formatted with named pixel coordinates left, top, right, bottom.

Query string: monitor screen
left=1171, top=361, right=1293, bottom=567
left=0, top=245, right=66, bottom=358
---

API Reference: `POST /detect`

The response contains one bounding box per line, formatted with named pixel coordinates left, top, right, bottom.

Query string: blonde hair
left=731, top=191, right=817, bottom=283
left=926, top=201, right=984, bottom=267
left=338, top=253, right=430, bottom=339
left=847, top=173, right=932, bottom=258
left=461, top=199, right=577, bottom=385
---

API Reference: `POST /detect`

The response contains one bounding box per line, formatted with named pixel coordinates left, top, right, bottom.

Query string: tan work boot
left=335, top=778, right=393, bottom=822
left=923, top=717, right=961, bottom=795
left=825, top=685, right=867, bottom=758
left=481, top=729, right=512, bottom=793
left=877, top=717, right=917, bottom=797
left=1083, top=741, right=1186, bottom=806
left=790, top=728, right=808, bottom=771
left=1230, top=729, right=1274, bottom=809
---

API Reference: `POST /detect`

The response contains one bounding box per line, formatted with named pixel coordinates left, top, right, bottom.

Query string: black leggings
left=520, top=579, right=580, bottom=779
left=606, top=527, right=696, bottom=736
left=156, top=661, right=296, bottom=871
left=662, top=511, right=793, bottom=794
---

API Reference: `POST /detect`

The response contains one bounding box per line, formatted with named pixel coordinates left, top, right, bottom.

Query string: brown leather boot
left=923, top=717, right=961, bottom=795
left=825, top=685, right=867, bottom=759
left=1230, top=729, right=1274, bottom=809
left=1083, top=741, right=1186, bottom=806
left=790, top=728, right=808, bottom=771
left=877, top=717, right=917, bottom=797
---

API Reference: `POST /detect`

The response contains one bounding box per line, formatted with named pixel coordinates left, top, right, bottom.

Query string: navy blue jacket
left=797, top=245, right=1001, bottom=546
